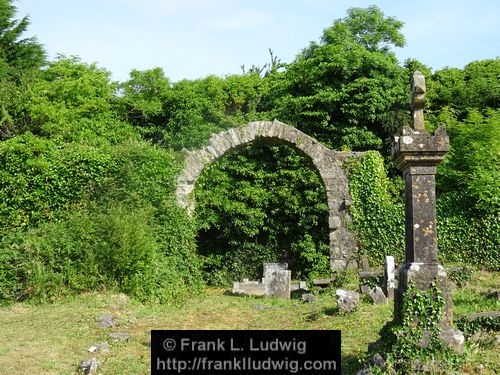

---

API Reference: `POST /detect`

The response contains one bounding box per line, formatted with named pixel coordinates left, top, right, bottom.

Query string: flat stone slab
left=313, top=278, right=334, bottom=287
left=95, top=314, right=114, bottom=329
left=88, top=342, right=110, bottom=354
left=232, top=282, right=265, bottom=296
left=466, top=311, right=500, bottom=321
left=359, top=271, right=383, bottom=278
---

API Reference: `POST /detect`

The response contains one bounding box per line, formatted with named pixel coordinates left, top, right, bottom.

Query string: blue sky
left=15, top=0, right=500, bottom=83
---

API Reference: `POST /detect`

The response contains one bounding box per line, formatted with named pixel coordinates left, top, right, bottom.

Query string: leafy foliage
left=456, top=314, right=500, bottom=338
left=345, top=151, right=404, bottom=265
left=0, top=141, right=203, bottom=304
left=194, top=142, right=330, bottom=284
left=263, top=5, right=408, bottom=152
left=0, top=0, right=45, bottom=75
left=0, top=133, right=117, bottom=233
left=437, top=108, right=500, bottom=212
left=388, top=282, right=464, bottom=373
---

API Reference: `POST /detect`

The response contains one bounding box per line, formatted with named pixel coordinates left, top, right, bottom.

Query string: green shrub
left=0, top=139, right=203, bottom=304
left=437, top=192, right=499, bottom=270
left=0, top=132, right=117, bottom=234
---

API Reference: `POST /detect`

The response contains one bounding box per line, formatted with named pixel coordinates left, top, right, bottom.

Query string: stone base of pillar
left=394, top=262, right=452, bottom=324
left=394, top=262, right=465, bottom=354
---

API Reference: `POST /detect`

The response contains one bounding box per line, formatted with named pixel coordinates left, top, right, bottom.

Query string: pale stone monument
left=383, top=255, right=396, bottom=300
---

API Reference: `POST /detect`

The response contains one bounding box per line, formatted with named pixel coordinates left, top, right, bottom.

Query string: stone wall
left=176, top=120, right=362, bottom=270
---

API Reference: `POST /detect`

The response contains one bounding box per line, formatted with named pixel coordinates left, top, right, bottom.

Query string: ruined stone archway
left=176, top=120, right=361, bottom=270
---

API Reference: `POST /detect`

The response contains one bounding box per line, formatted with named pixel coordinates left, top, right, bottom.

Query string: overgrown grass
left=0, top=271, right=497, bottom=374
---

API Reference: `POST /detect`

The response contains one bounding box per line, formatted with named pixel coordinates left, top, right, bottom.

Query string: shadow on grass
left=342, top=354, right=363, bottom=374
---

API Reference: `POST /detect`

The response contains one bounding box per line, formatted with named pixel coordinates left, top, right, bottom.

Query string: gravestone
left=263, top=269, right=291, bottom=299
left=392, top=72, right=462, bottom=352
left=262, top=263, right=288, bottom=281
left=232, top=263, right=292, bottom=298
left=384, top=256, right=396, bottom=300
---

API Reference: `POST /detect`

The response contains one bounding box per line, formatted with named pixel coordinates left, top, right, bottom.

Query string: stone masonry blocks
left=176, top=121, right=363, bottom=271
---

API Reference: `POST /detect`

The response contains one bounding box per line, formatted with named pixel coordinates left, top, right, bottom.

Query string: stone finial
left=410, top=71, right=426, bottom=130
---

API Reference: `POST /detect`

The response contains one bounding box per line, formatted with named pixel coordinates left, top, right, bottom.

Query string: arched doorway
left=176, top=120, right=361, bottom=270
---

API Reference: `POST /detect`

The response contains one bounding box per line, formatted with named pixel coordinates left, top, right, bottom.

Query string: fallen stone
left=95, top=314, right=114, bottom=329
left=367, top=286, right=387, bottom=305
left=109, top=332, right=131, bottom=342
left=313, top=278, right=334, bottom=287
left=88, top=342, right=110, bottom=354
left=301, top=294, right=317, bottom=303
left=253, top=304, right=284, bottom=310
left=372, top=353, right=386, bottom=369
left=360, top=284, right=371, bottom=295
left=80, top=358, right=98, bottom=375
left=439, top=328, right=465, bottom=355
left=336, top=289, right=359, bottom=313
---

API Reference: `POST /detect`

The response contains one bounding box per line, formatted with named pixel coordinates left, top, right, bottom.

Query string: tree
left=27, top=56, right=136, bottom=144
left=0, top=0, right=45, bottom=76
left=0, top=0, right=45, bottom=139
left=116, top=67, right=171, bottom=144
left=264, top=6, right=408, bottom=152
left=428, top=58, right=500, bottom=115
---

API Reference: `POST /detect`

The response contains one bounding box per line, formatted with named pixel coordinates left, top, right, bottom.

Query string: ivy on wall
left=345, top=151, right=405, bottom=266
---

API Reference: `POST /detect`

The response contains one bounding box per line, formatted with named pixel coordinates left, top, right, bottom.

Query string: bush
left=0, top=139, right=203, bottom=304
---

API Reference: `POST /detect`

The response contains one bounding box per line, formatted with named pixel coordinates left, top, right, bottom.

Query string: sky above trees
left=15, top=0, right=500, bottom=82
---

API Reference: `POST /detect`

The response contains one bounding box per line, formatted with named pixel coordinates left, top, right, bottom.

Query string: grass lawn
left=0, top=270, right=498, bottom=374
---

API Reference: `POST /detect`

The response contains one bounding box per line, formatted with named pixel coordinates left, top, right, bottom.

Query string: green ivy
left=437, top=192, right=499, bottom=270
left=345, top=151, right=404, bottom=265
left=388, top=282, right=464, bottom=373
left=456, top=314, right=500, bottom=338
left=361, top=282, right=464, bottom=373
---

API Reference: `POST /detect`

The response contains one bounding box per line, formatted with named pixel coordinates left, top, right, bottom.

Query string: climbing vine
left=360, top=282, right=464, bottom=373
left=345, top=151, right=404, bottom=265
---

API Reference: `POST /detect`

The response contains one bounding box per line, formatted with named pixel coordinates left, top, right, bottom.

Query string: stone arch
left=176, top=120, right=361, bottom=270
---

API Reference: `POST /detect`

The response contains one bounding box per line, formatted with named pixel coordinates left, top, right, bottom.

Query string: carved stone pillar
left=392, top=72, right=453, bottom=325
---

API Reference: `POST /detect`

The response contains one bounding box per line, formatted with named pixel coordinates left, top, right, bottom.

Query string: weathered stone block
left=336, top=289, right=359, bottom=313
left=264, top=269, right=291, bottom=299
left=367, top=286, right=387, bottom=304
left=232, top=281, right=265, bottom=296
